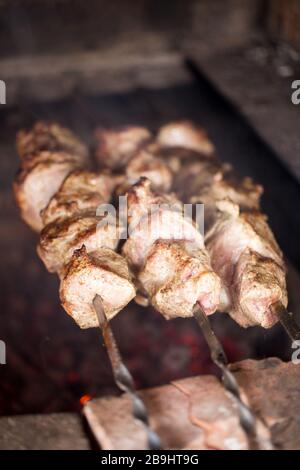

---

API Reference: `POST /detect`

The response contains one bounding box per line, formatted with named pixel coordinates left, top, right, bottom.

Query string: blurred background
left=0, top=0, right=300, bottom=417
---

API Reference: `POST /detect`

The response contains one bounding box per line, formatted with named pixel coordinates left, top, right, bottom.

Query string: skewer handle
left=93, top=294, right=162, bottom=450
left=193, top=303, right=272, bottom=450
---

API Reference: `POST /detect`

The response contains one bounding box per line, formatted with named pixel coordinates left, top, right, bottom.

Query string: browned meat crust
left=60, top=246, right=136, bottom=328
left=17, top=121, right=88, bottom=161
left=94, top=126, right=152, bottom=170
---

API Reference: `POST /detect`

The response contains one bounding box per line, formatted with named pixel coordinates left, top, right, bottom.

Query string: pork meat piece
left=157, top=121, right=215, bottom=155
left=123, top=179, right=203, bottom=269
left=124, top=177, right=180, bottom=228
left=38, top=214, right=121, bottom=273
left=94, top=126, right=152, bottom=170
left=60, top=246, right=136, bottom=329
left=232, top=250, right=287, bottom=328
left=126, top=148, right=172, bottom=192
left=17, top=121, right=88, bottom=161
left=13, top=151, right=82, bottom=231
left=41, top=170, right=115, bottom=226
left=205, top=200, right=287, bottom=327
left=139, top=240, right=221, bottom=318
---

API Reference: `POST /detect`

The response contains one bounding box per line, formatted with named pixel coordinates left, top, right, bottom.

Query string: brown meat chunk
left=17, top=121, right=88, bottom=161
left=232, top=250, right=287, bottom=328
left=13, top=151, right=82, bottom=232
left=60, top=246, right=136, bottom=329
left=41, top=170, right=115, bottom=226
left=123, top=208, right=204, bottom=269
left=94, top=126, right=151, bottom=170
left=206, top=201, right=287, bottom=327
left=139, top=240, right=221, bottom=318
left=126, top=148, right=172, bottom=192
left=123, top=179, right=203, bottom=269
left=157, top=121, right=215, bottom=155
left=38, top=214, right=121, bottom=273
left=125, top=177, right=180, bottom=229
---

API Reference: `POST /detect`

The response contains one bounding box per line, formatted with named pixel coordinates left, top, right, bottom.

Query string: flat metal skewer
left=270, top=301, right=300, bottom=341
left=193, top=302, right=271, bottom=450
left=93, top=294, right=162, bottom=450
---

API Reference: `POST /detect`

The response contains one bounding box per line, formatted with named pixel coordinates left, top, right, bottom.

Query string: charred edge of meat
left=17, top=121, right=88, bottom=160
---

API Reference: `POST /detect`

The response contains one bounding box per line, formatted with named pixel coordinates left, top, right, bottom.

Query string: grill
left=0, top=0, right=300, bottom=450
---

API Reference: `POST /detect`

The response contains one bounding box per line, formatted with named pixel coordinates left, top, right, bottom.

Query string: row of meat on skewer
left=13, top=120, right=288, bottom=331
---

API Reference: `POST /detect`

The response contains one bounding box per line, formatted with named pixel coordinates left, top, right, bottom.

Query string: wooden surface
left=83, top=358, right=300, bottom=450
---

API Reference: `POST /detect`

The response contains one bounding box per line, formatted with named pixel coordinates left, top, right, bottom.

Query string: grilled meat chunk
left=126, top=148, right=172, bottom=192
left=123, top=178, right=203, bottom=268
left=17, top=121, right=88, bottom=161
left=206, top=201, right=287, bottom=327
left=41, top=170, right=115, bottom=226
left=125, top=177, right=180, bottom=227
left=139, top=240, right=221, bottom=318
left=124, top=208, right=204, bottom=269
left=232, top=250, right=287, bottom=328
left=173, top=157, right=262, bottom=213
left=38, top=214, right=121, bottom=273
left=123, top=178, right=221, bottom=316
left=13, top=151, right=82, bottom=231
left=157, top=121, right=215, bottom=155
left=60, top=246, right=136, bottom=329
left=95, top=126, right=151, bottom=170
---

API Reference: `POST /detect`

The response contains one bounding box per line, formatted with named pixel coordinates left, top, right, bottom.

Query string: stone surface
left=0, top=359, right=299, bottom=450
left=85, top=358, right=300, bottom=450
left=0, top=412, right=90, bottom=450
left=231, top=358, right=300, bottom=450
left=192, top=46, right=300, bottom=182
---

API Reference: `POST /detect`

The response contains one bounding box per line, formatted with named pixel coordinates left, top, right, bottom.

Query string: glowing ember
left=80, top=394, right=92, bottom=406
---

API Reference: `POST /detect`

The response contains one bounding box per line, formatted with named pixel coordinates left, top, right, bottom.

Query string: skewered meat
left=125, top=148, right=172, bottom=192
left=123, top=178, right=221, bottom=317
left=125, top=176, right=178, bottom=226
left=14, top=122, right=88, bottom=231
left=41, top=170, right=115, bottom=226
left=124, top=207, right=204, bottom=269
left=205, top=201, right=287, bottom=327
left=139, top=240, right=221, bottom=318
left=162, top=123, right=286, bottom=328
left=17, top=121, right=88, bottom=161
left=38, top=214, right=121, bottom=273
left=172, top=156, right=262, bottom=213
left=233, top=251, right=287, bottom=328
left=36, top=167, right=135, bottom=328
left=14, top=119, right=288, bottom=331
left=13, top=151, right=83, bottom=231
left=14, top=123, right=136, bottom=329
left=157, top=121, right=215, bottom=155
left=95, top=126, right=152, bottom=170
left=60, top=246, right=136, bottom=328
left=123, top=178, right=203, bottom=268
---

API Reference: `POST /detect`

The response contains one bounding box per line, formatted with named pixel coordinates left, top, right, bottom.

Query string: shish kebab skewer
left=95, top=127, right=270, bottom=447
left=13, top=122, right=161, bottom=450
left=120, top=177, right=269, bottom=448
left=157, top=121, right=299, bottom=340
left=95, top=121, right=297, bottom=337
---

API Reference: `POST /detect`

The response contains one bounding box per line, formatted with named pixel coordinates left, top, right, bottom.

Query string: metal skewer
left=193, top=302, right=271, bottom=450
left=270, top=301, right=300, bottom=341
left=93, top=294, right=162, bottom=450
